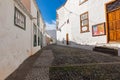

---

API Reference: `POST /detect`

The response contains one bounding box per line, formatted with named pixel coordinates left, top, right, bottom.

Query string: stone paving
left=25, top=50, right=54, bottom=80
left=51, top=45, right=120, bottom=66
left=6, top=45, right=120, bottom=80
left=6, top=49, right=54, bottom=80
left=50, top=45, right=120, bottom=80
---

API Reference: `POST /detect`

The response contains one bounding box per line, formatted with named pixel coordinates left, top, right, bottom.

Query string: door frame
left=105, top=0, right=117, bottom=43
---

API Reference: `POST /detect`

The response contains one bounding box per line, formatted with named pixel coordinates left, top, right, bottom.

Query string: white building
left=57, top=0, right=120, bottom=48
left=41, top=24, right=47, bottom=47
left=47, top=30, right=57, bottom=44
left=0, top=0, right=45, bottom=79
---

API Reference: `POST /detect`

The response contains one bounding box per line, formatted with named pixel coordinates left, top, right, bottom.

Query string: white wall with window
left=57, top=0, right=111, bottom=47
left=0, top=0, right=44, bottom=79
left=0, top=0, right=32, bottom=79
left=31, top=0, right=42, bottom=54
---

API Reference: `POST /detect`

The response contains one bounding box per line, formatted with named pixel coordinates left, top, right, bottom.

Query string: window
left=40, top=32, right=43, bottom=47
left=33, top=24, right=37, bottom=47
left=14, top=7, right=26, bottom=30
left=38, top=29, right=41, bottom=46
left=80, top=12, right=89, bottom=33
left=37, top=11, right=40, bottom=26
left=67, top=19, right=69, bottom=24
left=79, top=0, right=88, bottom=5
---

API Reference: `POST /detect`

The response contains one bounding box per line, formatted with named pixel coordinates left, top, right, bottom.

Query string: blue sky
left=36, top=0, right=66, bottom=30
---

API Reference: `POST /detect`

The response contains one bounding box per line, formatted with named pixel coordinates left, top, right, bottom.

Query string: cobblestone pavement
left=51, top=45, right=120, bottom=66
left=6, top=48, right=54, bottom=80
left=25, top=50, right=54, bottom=80
left=6, top=45, right=120, bottom=80
left=50, top=45, right=120, bottom=80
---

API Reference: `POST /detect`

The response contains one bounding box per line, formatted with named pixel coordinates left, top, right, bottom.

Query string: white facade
left=57, top=0, right=120, bottom=47
left=31, top=0, right=41, bottom=54
left=43, top=26, right=47, bottom=47
left=0, top=0, right=45, bottom=79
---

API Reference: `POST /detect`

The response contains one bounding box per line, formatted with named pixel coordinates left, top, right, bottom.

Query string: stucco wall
left=57, top=0, right=112, bottom=46
left=31, top=0, right=41, bottom=54
left=0, top=0, right=32, bottom=79
left=57, top=6, right=72, bottom=45
left=0, top=0, right=43, bottom=79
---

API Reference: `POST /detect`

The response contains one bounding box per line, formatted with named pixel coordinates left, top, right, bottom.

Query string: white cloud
left=46, top=20, right=56, bottom=30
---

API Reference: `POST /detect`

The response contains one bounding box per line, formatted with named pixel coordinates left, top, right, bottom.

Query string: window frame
left=38, top=29, right=41, bottom=46
left=14, top=7, right=26, bottom=30
left=79, top=0, right=88, bottom=5
left=80, top=12, right=89, bottom=33
left=33, top=24, right=37, bottom=47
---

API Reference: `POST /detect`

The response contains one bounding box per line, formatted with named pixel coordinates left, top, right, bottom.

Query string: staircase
left=93, top=43, right=120, bottom=56
left=93, top=46, right=118, bottom=56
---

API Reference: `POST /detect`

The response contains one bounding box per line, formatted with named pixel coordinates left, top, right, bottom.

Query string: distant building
left=57, top=0, right=120, bottom=48
left=47, top=30, right=57, bottom=44
left=45, top=33, right=52, bottom=45
left=42, top=24, right=47, bottom=47
left=0, top=0, right=45, bottom=79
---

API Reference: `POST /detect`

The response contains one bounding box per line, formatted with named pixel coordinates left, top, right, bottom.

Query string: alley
left=6, top=45, right=120, bottom=80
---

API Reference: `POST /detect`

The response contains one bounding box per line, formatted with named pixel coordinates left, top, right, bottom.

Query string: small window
left=37, top=11, right=40, bottom=26
left=67, top=19, right=69, bottom=24
left=56, top=14, right=59, bottom=26
left=56, top=13, right=59, bottom=20
left=14, top=7, right=26, bottom=30
left=79, top=0, right=88, bottom=5
left=80, top=12, right=89, bottom=33
left=38, top=30, right=41, bottom=46
left=40, top=32, right=42, bottom=46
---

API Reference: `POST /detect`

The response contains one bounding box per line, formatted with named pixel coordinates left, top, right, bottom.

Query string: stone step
left=93, top=46, right=118, bottom=56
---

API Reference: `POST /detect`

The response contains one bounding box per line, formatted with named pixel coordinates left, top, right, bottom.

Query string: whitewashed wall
left=0, top=0, right=43, bottom=79
left=31, top=0, right=41, bottom=54
left=0, top=0, right=32, bottom=79
left=57, top=6, right=72, bottom=45
left=57, top=0, right=112, bottom=46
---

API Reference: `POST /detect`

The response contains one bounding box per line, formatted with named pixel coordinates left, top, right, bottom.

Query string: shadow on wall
left=56, top=40, right=95, bottom=51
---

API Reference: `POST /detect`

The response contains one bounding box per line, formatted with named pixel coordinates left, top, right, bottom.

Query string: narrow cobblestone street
left=25, top=50, right=54, bottom=80
left=2, top=0, right=120, bottom=80
left=6, top=45, right=120, bottom=80
left=6, top=47, right=54, bottom=80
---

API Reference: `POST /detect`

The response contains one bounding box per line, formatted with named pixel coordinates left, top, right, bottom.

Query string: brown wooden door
left=66, top=33, right=69, bottom=45
left=108, top=9, right=120, bottom=42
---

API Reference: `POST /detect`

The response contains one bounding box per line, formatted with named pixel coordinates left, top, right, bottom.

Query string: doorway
left=106, top=0, right=120, bottom=42
left=66, top=33, right=69, bottom=45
